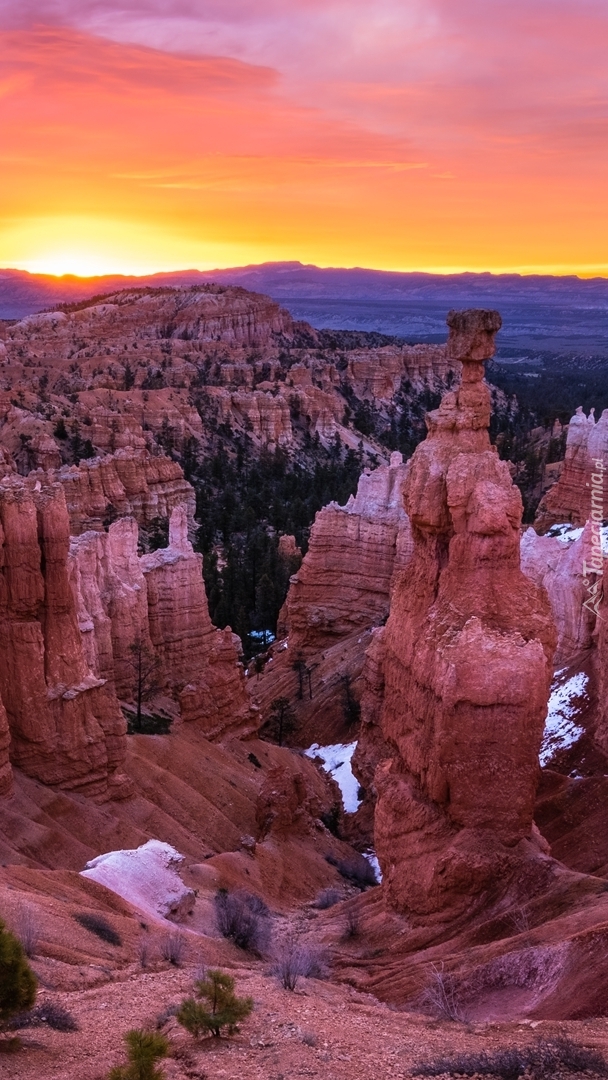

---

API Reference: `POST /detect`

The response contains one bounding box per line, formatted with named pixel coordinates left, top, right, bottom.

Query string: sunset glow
left=1, top=2, right=607, bottom=277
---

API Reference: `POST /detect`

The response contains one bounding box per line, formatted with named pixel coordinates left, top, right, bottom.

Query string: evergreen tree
left=108, top=1029, right=169, bottom=1080
left=177, top=970, right=253, bottom=1039
left=0, top=918, right=37, bottom=1030
left=262, top=697, right=297, bottom=746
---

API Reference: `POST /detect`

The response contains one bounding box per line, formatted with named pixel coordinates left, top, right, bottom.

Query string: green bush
left=108, top=1029, right=169, bottom=1080
left=177, top=969, right=253, bottom=1039
left=0, top=919, right=37, bottom=1031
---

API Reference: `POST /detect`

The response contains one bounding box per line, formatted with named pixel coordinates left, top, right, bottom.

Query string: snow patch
left=363, top=850, right=382, bottom=883
left=546, top=523, right=585, bottom=544
left=540, top=671, right=589, bottom=766
left=81, top=839, right=195, bottom=921
left=546, top=522, right=608, bottom=555
left=304, top=741, right=361, bottom=813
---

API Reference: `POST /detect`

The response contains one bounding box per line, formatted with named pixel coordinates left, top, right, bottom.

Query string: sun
left=1, top=215, right=259, bottom=279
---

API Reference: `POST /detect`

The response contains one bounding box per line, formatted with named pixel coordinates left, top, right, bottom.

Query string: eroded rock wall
left=0, top=477, right=127, bottom=796
left=282, top=452, right=413, bottom=652
left=536, top=407, right=608, bottom=531
left=69, top=506, right=254, bottom=740
left=52, top=449, right=196, bottom=535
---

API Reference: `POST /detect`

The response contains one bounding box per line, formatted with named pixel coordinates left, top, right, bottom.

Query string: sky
left=1, top=0, right=607, bottom=277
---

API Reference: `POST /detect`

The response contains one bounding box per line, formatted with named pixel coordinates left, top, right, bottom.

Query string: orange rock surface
left=369, top=310, right=556, bottom=920
left=0, top=476, right=127, bottom=796
left=536, top=406, right=608, bottom=530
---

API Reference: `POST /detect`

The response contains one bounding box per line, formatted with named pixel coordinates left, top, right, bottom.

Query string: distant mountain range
left=1, top=262, right=607, bottom=355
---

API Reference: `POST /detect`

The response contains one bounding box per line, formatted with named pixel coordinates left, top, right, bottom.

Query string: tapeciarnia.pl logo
left=582, top=459, right=605, bottom=619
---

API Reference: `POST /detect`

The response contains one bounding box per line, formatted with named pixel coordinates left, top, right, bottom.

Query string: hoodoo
left=371, top=310, right=557, bottom=921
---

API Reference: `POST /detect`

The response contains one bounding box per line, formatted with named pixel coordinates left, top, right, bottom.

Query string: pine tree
left=0, top=919, right=37, bottom=1030
left=177, top=969, right=253, bottom=1039
left=108, top=1029, right=169, bottom=1080
left=263, top=697, right=297, bottom=747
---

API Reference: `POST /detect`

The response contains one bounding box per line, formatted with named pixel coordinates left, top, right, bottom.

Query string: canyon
left=2, top=285, right=608, bottom=1079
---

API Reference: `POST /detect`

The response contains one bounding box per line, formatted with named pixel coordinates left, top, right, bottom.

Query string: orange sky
left=1, top=1, right=607, bottom=276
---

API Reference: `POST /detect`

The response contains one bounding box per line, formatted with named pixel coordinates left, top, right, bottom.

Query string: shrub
left=74, top=912, right=122, bottom=946
left=138, top=936, right=152, bottom=969
left=341, top=906, right=360, bottom=940
left=160, top=931, right=186, bottom=967
left=108, top=1029, right=169, bottom=1080
left=0, top=919, right=37, bottom=1031
left=419, top=962, right=464, bottom=1022
left=11, top=999, right=78, bottom=1032
left=15, top=907, right=39, bottom=959
left=312, top=887, right=342, bottom=910
left=272, top=937, right=329, bottom=991
left=177, top=969, right=253, bottom=1039
left=325, top=853, right=378, bottom=889
left=413, top=1036, right=608, bottom=1078
left=214, top=889, right=271, bottom=954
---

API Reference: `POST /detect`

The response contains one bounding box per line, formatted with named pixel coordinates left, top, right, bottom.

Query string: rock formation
left=536, top=407, right=608, bottom=531
left=282, top=452, right=413, bottom=652
left=51, top=448, right=196, bottom=535
left=369, top=310, right=556, bottom=921
left=69, top=506, right=253, bottom=739
left=141, top=507, right=253, bottom=737
left=521, top=524, right=599, bottom=664
left=0, top=697, right=12, bottom=798
left=0, top=476, right=127, bottom=797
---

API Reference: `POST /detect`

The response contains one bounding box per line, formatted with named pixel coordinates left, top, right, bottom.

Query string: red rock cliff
left=283, top=452, right=413, bottom=652
left=0, top=476, right=127, bottom=797
left=372, top=310, right=556, bottom=921
left=535, top=407, right=608, bottom=531
left=69, top=506, right=254, bottom=740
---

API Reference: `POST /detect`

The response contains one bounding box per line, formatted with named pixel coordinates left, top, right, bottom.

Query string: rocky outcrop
left=142, top=507, right=253, bottom=738
left=69, top=506, right=254, bottom=739
left=536, top=407, right=608, bottom=530
left=346, top=343, right=457, bottom=400
left=283, top=452, right=413, bottom=652
left=521, top=524, right=599, bottom=664
left=69, top=519, right=152, bottom=697
left=50, top=449, right=195, bottom=535
left=0, top=697, right=12, bottom=798
left=369, top=310, right=556, bottom=921
left=0, top=476, right=127, bottom=796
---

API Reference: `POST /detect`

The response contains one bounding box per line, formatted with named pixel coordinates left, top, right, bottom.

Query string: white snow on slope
left=81, top=839, right=195, bottom=921
left=547, top=522, right=608, bottom=554
left=363, top=850, right=383, bottom=883
left=540, top=671, right=589, bottom=766
left=304, top=741, right=361, bottom=813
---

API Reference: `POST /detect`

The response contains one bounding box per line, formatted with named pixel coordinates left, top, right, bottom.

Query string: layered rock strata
left=0, top=476, right=127, bottom=796
left=536, top=407, right=608, bottom=531
left=521, top=524, right=599, bottom=664
left=282, top=452, right=413, bottom=652
left=52, top=449, right=196, bottom=535
left=0, top=698, right=12, bottom=797
left=370, top=310, right=556, bottom=920
left=69, top=506, right=253, bottom=739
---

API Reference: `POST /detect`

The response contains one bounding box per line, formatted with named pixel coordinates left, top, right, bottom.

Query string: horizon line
left=2, top=261, right=608, bottom=283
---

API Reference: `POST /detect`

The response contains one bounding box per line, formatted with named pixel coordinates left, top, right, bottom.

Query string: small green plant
left=108, top=1029, right=169, bottom=1080
left=177, top=969, right=253, bottom=1039
left=0, top=919, right=37, bottom=1047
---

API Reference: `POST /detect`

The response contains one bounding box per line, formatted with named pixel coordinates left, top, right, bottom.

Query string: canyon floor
left=8, top=942, right=608, bottom=1080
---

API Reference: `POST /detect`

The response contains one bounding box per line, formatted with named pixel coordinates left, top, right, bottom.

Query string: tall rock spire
left=373, top=310, right=556, bottom=921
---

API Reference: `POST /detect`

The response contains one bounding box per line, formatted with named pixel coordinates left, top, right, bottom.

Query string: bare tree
left=125, top=638, right=163, bottom=732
